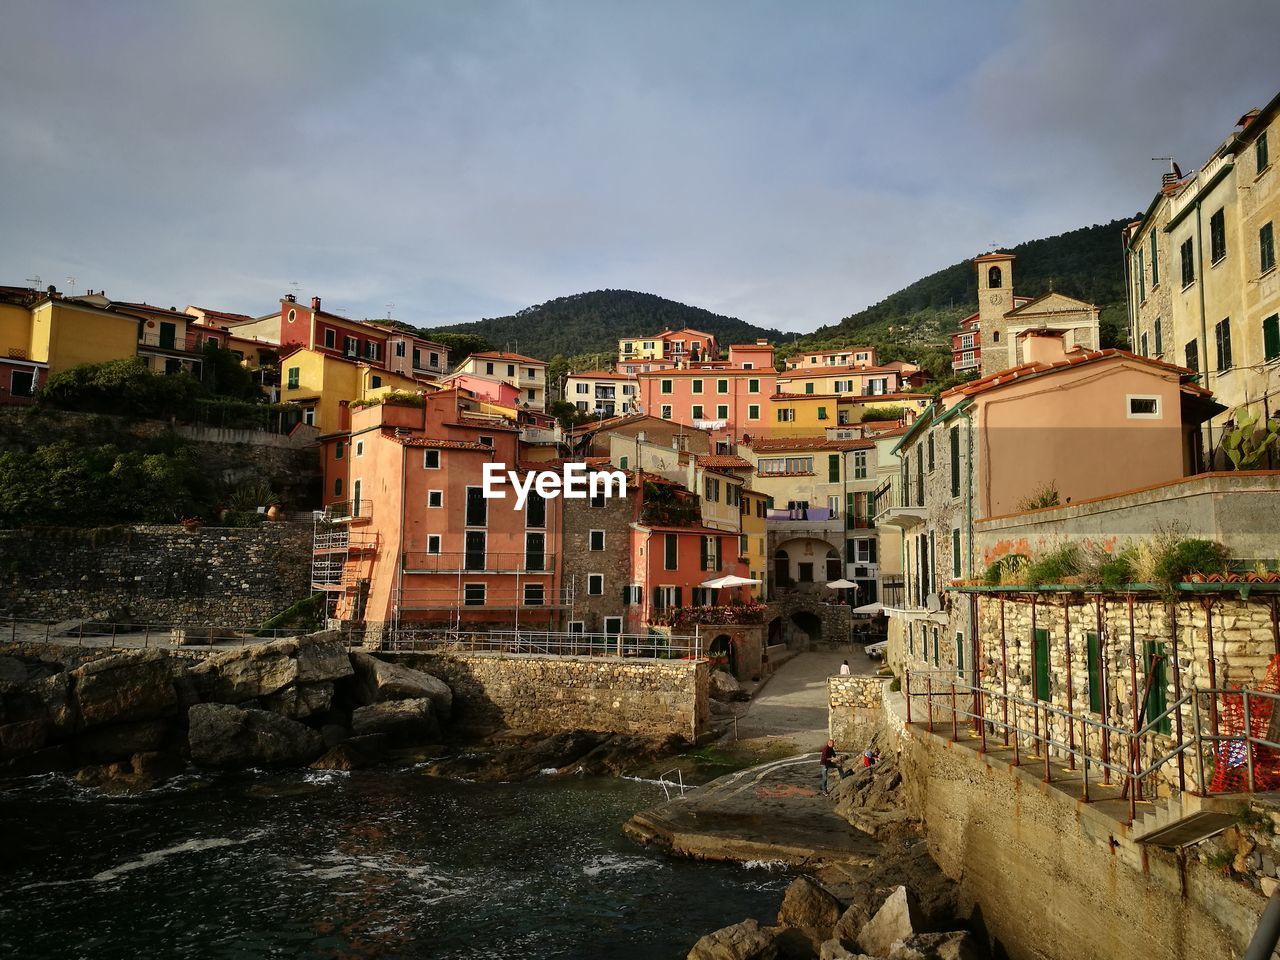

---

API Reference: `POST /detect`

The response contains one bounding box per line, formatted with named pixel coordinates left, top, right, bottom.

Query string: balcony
left=401, top=550, right=558, bottom=575
left=322, top=499, right=372, bottom=523
left=137, top=332, right=203, bottom=354
left=872, top=476, right=926, bottom=529
left=397, top=585, right=573, bottom=611
left=313, top=528, right=379, bottom=552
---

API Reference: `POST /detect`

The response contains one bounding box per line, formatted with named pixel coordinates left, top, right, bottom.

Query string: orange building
left=636, top=367, right=779, bottom=441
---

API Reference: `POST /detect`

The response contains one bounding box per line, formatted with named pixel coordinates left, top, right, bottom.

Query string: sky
left=1, top=1, right=1277, bottom=334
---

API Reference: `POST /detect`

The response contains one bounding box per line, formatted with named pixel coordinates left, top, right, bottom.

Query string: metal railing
left=401, top=551, right=557, bottom=574
left=388, top=626, right=701, bottom=659
left=396, top=586, right=575, bottom=609
left=902, top=667, right=1280, bottom=824
left=659, top=767, right=689, bottom=800
left=137, top=332, right=203, bottom=353
left=0, top=614, right=372, bottom=651
left=323, top=499, right=372, bottom=521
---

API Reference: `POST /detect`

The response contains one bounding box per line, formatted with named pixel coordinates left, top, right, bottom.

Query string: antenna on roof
left=1152, top=157, right=1183, bottom=185
left=385, top=302, right=395, bottom=320
left=288, top=280, right=300, bottom=297
left=65, top=276, right=77, bottom=295
left=24, top=275, right=41, bottom=289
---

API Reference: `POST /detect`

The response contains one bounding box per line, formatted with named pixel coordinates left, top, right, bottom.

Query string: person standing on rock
left=819, top=739, right=847, bottom=795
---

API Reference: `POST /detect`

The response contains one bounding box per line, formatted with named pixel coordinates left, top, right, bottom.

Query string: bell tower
left=974, top=253, right=1015, bottom=375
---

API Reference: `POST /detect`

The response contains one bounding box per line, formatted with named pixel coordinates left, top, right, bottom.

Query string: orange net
left=1210, top=654, right=1280, bottom=793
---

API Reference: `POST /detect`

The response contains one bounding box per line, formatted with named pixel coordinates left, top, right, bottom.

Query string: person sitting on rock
left=862, top=746, right=881, bottom=769
left=839, top=659, right=851, bottom=676
left=819, top=739, right=848, bottom=795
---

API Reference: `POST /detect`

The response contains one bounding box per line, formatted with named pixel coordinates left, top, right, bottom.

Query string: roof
left=187, top=306, right=256, bottom=324
left=778, top=364, right=903, bottom=377
left=940, top=349, right=1212, bottom=401
left=742, top=436, right=875, bottom=452
left=467, top=351, right=546, bottom=364
left=640, top=524, right=738, bottom=536
left=636, top=368, right=765, bottom=378
left=845, top=392, right=931, bottom=402
left=1004, top=290, right=1097, bottom=317
left=770, top=391, right=843, bottom=401
left=385, top=434, right=496, bottom=450
left=973, top=252, right=1015, bottom=263
left=696, top=454, right=753, bottom=469
left=568, top=370, right=635, bottom=380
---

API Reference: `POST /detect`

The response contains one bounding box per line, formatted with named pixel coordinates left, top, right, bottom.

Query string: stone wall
left=828, top=674, right=885, bottom=749
left=884, top=689, right=1264, bottom=960
left=561, top=491, right=633, bottom=632
left=391, top=650, right=708, bottom=739
left=767, top=595, right=852, bottom=647
left=0, top=523, right=315, bottom=626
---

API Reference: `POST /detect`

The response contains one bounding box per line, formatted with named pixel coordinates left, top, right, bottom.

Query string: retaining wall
left=392, top=650, right=709, bottom=739
left=827, top=674, right=885, bottom=749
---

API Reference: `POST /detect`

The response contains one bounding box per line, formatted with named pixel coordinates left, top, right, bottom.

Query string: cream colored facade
left=564, top=371, right=638, bottom=418
left=1126, top=93, right=1280, bottom=463
left=456, top=352, right=547, bottom=411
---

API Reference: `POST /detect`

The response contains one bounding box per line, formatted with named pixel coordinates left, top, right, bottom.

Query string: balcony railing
left=402, top=550, right=558, bottom=574
left=396, top=586, right=572, bottom=610
left=322, top=499, right=372, bottom=522
left=387, top=627, right=695, bottom=659
left=137, top=332, right=203, bottom=353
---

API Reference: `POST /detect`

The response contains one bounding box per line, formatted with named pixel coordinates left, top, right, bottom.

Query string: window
left=988, top=265, right=1002, bottom=288
left=1137, top=248, right=1145, bottom=301
left=927, top=434, right=934, bottom=472
left=951, top=528, right=961, bottom=578
left=955, top=632, right=965, bottom=674
left=758, top=456, right=813, bottom=475
left=354, top=440, right=364, bottom=457
left=485, top=362, right=494, bottom=375
left=1180, top=237, right=1195, bottom=287
left=805, top=382, right=815, bottom=394
left=692, top=379, right=703, bottom=394
left=576, top=383, right=590, bottom=394
left=949, top=426, right=960, bottom=498
left=426, top=534, right=441, bottom=554
left=523, top=583, right=544, bottom=606
left=716, top=404, right=728, bottom=419
left=427, top=490, right=443, bottom=508
left=828, top=454, right=840, bottom=483
left=1154, top=318, right=1163, bottom=356
left=366, top=341, right=379, bottom=360
left=1127, top=396, right=1161, bottom=418
left=507, top=364, right=515, bottom=377
left=464, top=583, right=485, bottom=606
left=478, top=435, right=494, bottom=448
left=345, top=336, right=358, bottom=356
left=1259, top=131, right=1271, bottom=174
left=1086, top=632, right=1102, bottom=713
left=1139, top=331, right=1148, bottom=357
left=429, top=352, right=440, bottom=368
left=1262, top=222, right=1276, bottom=274
left=1150, top=232, right=1159, bottom=286
left=332, top=477, right=343, bottom=497
left=853, top=450, right=867, bottom=479
left=1264, top=315, right=1280, bottom=363
left=324, top=329, right=336, bottom=348
left=664, top=533, right=678, bottom=570
left=660, top=379, right=673, bottom=394
left=588, top=574, right=604, bottom=596
left=619, top=456, right=629, bottom=470
left=1032, top=628, right=1050, bottom=701
left=692, top=404, right=704, bottom=420
left=526, top=492, right=546, bottom=528
left=776, top=408, right=795, bottom=423
left=589, top=489, right=605, bottom=508
left=604, top=616, right=622, bottom=636
left=907, top=623, right=914, bottom=656
left=395, top=341, right=406, bottom=358
left=525, top=532, right=546, bottom=571
left=334, top=441, right=344, bottom=460
left=817, top=406, right=828, bottom=421
left=741, top=362, right=754, bottom=370
left=286, top=367, right=300, bottom=389
left=660, top=405, right=672, bottom=420
left=465, top=486, right=487, bottom=526
left=424, top=449, right=440, bottom=469
left=589, top=530, right=605, bottom=551
left=748, top=378, right=760, bottom=393
left=1210, top=208, right=1227, bottom=264
left=748, top=404, right=760, bottom=420
left=704, top=476, right=720, bottom=501
left=717, top=379, right=729, bottom=394
left=1185, top=340, right=1199, bottom=376
left=464, top=532, right=485, bottom=571
left=1215, top=318, right=1233, bottom=371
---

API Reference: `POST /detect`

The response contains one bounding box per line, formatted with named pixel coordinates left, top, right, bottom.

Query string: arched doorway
left=767, top=616, right=783, bottom=646
left=790, top=610, right=822, bottom=646
left=710, top=634, right=736, bottom=675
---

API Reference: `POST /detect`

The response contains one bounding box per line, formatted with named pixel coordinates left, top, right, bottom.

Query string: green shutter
left=955, top=632, right=964, bottom=674
left=1144, top=641, right=1170, bottom=734
left=1264, top=315, right=1280, bottom=362
left=1033, top=629, right=1050, bottom=702
left=828, top=454, right=840, bottom=483
left=1086, top=632, right=1102, bottom=713
left=949, top=427, right=961, bottom=498
left=805, top=382, right=814, bottom=394
left=951, top=528, right=961, bottom=578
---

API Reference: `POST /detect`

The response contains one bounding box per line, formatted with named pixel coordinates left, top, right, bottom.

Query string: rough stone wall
left=885, top=690, right=1264, bottom=960
left=767, top=595, right=852, bottom=647
left=392, top=650, right=707, bottom=739
left=0, top=524, right=314, bottom=625
left=669, top=623, right=765, bottom=682
left=561, top=493, right=633, bottom=632
left=828, top=675, right=884, bottom=749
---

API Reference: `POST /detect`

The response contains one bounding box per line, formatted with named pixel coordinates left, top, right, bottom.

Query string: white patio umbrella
left=851, top=601, right=883, bottom=615
left=700, top=575, right=762, bottom=588
left=825, top=578, right=858, bottom=590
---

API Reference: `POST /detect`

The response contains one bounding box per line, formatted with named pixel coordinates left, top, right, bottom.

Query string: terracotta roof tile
left=940, top=349, right=1211, bottom=400
left=696, top=454, right=753, bottom=469
left=467, top=351, right=545, bottom=364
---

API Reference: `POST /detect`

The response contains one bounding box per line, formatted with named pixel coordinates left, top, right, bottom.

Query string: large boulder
left=1, top=671, right=76, bottom=735
left=0, top=718, right=48, bottom=759
left=818, top=941, right=870, bottom=960
left=887, top=932, right=979, bottom=960
left=688, top=919, right=779, bottom=960
left=294, top=632, right=354, bottom=684
left=310, top=734, right=388, bottom=771
left=189, top=632, right=352, bottom=704
left=73, top=751, right=185, bottom=794
left=260, top=682, right=334, bottom=720
left=710, top=669, right=743, bottom=702
left=75, top=719, right=172, bottom=763
left=0, top=656, right=29, bottom=688
left=71, top=650, right=180, bottom=729
left=188, top=703, right=323, bottom=769
left=351, top=698, right=440, bottom=745
left=858, top=886, right=923, bottom=959
left=350, top=653, right=452, bottom=719
left=776, top=877, right=843, bottom=955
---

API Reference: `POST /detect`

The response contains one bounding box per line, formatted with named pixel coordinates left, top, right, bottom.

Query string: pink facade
left=631, top=525, right=747, bottom=626
left=636, top=368, right=779, bottom=441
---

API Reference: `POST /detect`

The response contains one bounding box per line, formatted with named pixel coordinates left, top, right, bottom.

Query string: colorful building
left=281, top=347, right=425, bottom=430
left=455, top=351, right=548, bottom=411
left=564, top=370, right=639, bottom=417
left=636, top=367, right=779, bottom=440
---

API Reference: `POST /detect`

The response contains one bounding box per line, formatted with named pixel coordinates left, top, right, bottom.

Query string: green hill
left=425, top=289, right=785, bottom=362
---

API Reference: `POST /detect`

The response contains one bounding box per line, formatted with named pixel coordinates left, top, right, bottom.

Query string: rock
left=351, top=698, right=439, bottom=746
left=776, top=877, right=843, bottom=953
left=189, top=632, right=352, bottom=704
left=71, top=650, right=180, bottom=728
left=0, top=656, right=28, bottom=687
left=0, top=718, right=48, bottom=758
left=710, top=670, right=743, bottom=702
left=688, top=918, right=779, bottom=960
left=320, top=723, right=349, bottom=748
left=858, top=887, right=923, bottom=958
left=74, top=751, right=185, bottom=794
left=294, top=632, right=354, bottom=684
left=887, top=932, right=979, bottom=960
left=188, top=703, right=324, bottom=769
left=1263, top=877, right=1279, bottom=898
left=260, top=682, right=334, bottom=720
left=311, top=734, right=388, bottom=771
left=818, top=940, right=873, bottom=960
left=832, top=903, right=873, bottom=949
left=75, top=719, right=172, bottom=762
left=350, top=652, right=452, bottom=718
left=0, top=671, right=76, bottom=737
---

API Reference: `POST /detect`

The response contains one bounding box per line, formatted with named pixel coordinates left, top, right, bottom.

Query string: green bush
left=859, top=406, right=904, bottom=423
left=40, top=358, right=200, bottom=418
left=1153, top=539, right=1230, bottom=586
left=984, top=554, right=1029, bottom=586
left=1024, top=543, right=1081, bottom=587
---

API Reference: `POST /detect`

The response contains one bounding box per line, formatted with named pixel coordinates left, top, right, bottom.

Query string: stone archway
left=790, top=610, right=822, bottom=645
left=710, top=633, right=736, bottom=675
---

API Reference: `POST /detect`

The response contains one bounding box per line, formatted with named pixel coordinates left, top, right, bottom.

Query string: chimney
left=311, top=296, right=322, bottom=311
left=1020, top=329, right=1068, bottom=366
left=285, top=294, right=297, bottom=303
left=756, top=338, right=768, bottom=345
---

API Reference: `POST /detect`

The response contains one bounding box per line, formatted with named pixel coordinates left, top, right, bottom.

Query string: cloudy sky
left=1, top=1, right=1277, bottom=333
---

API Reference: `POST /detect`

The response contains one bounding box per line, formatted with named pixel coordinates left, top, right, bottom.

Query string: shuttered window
left=949, top=426, right=961, bottom=498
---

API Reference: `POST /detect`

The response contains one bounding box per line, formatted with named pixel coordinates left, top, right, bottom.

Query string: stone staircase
left=1130, top=792, right=1241, bottom=847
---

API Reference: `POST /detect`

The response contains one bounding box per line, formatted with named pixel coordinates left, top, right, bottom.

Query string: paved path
left=734, top=650, right=875, bottom=752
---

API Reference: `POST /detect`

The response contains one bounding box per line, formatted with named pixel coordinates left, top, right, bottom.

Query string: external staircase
left=1130, top=792, right=1243, bottom=848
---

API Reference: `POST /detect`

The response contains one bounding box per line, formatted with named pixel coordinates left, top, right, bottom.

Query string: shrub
left=1024, top=543, right=1081, bottom=587
left=1016, top=481, right=1060, bottom=512
left=1153, top=539, right=1230, bottom=585
left=40, top=358, right=200, bottom=418
left=859, top=406, right=904, bottom=423
left=984, top=554, right=1029, bottom=586
left=1077, top=543, right=1135, bottom=590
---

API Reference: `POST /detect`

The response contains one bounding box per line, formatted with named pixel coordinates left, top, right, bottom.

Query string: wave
left=581, top=854, right=658, bottom=878
left=91, top=833, right=264, bottom=883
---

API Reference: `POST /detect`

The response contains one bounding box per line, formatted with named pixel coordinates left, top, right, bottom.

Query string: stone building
left=561, top=473, right=636, bottom=635
left=1125, top=90, right=1280, bottom=466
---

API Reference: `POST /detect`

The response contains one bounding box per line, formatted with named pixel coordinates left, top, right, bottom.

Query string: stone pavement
left=625, top=751, right=878, bottom=867
left=733, top=651, right=871, bottom=752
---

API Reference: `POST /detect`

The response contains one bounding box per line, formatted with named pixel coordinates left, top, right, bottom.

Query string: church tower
left=974, top=253, right=1015, bottom=375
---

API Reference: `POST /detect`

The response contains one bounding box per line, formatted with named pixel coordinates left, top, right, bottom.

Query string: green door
left=1144, top=641, right=1170, bottom=734
left=159, top=321, right=177, bottom=349
left=1032, top=628, right=1050, bottom=701
left=1086, top=632, right=1103, bottom=713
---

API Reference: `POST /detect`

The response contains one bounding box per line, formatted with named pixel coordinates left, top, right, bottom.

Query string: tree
left=199, top=342, right=264, bottom=401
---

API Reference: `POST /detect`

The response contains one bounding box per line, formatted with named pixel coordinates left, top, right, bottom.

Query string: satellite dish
left=925, top=593, right=942, bottom=613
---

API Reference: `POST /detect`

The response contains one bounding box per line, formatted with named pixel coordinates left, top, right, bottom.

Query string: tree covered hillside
left=426, top=289, right=784, bottom=361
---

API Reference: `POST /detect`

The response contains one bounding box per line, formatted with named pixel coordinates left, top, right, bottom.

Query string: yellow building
left=739, top=487, right=769, bottom=600
left=281, top=347, right=425, bottom=431
left=836, top=393, right=931, bottom=426
left=564, top=370, right=638, bottom=418
left=455, top=351, right=548, bottom=411
left=767, top=392, right=837, bottom=436
left=618, top=336, right=665, bottom=363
